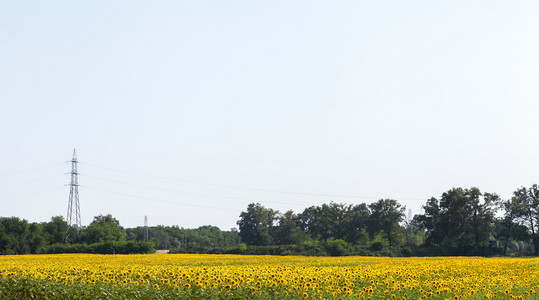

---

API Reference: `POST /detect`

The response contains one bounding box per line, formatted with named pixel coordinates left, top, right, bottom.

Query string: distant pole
left=144, top=215, right=149, bottom=242
left=66, top=149, right=81, bottom=242
left=407, top=209, right=413, bottom=247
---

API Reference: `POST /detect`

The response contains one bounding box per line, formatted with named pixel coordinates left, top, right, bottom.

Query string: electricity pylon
left=144, top=215, right=149, bottom=242
left=66, top=149, right=81, bottom=242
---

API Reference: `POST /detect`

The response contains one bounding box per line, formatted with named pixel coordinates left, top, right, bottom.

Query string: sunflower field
left=0, top=254, right=538, bottom=299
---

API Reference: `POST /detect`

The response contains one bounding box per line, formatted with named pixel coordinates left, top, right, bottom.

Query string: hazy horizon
left=2, top=1, right=539, bottom=229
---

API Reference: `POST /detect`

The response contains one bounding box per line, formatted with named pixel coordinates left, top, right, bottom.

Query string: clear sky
left=1, top=1, right=539, bottom=230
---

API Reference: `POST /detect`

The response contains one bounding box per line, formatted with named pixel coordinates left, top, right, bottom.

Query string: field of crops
left=0, top=254, right=538, bottom=299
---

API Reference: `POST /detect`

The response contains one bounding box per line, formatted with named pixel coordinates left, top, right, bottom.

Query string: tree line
left=234, top=185, right=539, bottom=256
left=0, top=214, right=154, bottom=255
left=0, top=214, right=239, bottom=255
left=2, top=184, right=539, bottom=256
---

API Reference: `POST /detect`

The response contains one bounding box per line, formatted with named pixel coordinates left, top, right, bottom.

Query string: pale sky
left=1, top=1, right=539, bottom=230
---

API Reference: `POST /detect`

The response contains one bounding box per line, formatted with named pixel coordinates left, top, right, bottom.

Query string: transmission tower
left=66, top=149, right=81, bottom=242
left=144, top=216, right=149, bottom=242
left=406, top=209, right=413, bottom=247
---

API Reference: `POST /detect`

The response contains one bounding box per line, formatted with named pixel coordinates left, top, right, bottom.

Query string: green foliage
left=369, top=232, right=390, bottom=251
left=324, top=239, right=349, bottom=256
left=3, top=184, right=539, bottom=257
left=272, top=210, right=309, bottom=245
left=42, top=216, right=68, bottom=244
left=0, top=277, right=272, bottom=300
left=0, top=214, right=155, bottom=255
left=0, top=217, right=45, bottom=254
left=368, top=199, right=406, bottom=246
left=237, top=203, right=278, bottom=246
left=43, top=241, right=154, bottom=254
left=415, top=187, right=500, bottom=255
left=237, top=242, right=247, bottom=253
left=78, top=214, right=126, bottom=244
left=510, top=185, right=539, bottom=255
left=126, top=225, right=241, bottom=250
left=0, top=274, right=331, bottom=300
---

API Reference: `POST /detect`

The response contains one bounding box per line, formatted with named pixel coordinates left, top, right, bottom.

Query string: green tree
left=151, top=226, right=171, bottom=249
left=0, top=217, right=30, bottom=254
left=498, top=195, right=530, bottom=255
left=298, top=203, right=349, bottom=241
left=416, top=187, right=498, bottom=254
left=43, top=216, right=68, bottom=244
left=298, top=203, right=371, bottom=244
left=416, top=197, right=442, bottom=245
left=273, top=210, right=309, bottom=245
left=343, top=203, right=370, bottom=244
left=470, top=190, right=499, bottom=249
left=126, top=225, right=241, bottom=249
left=80, top=214, right=126, bottom=244
left=325, top=239, right=349, bottom=256
left=297, top=205, right=322, bottom=240
left=237, top=203, right=278, bottom=246
left=512, top=185, right=539, bottom=255
left=368, top=199, right=405, bottom=246
left=0, top=217, right=45, bottom=254
left=27, top=222, right=45, bottom=253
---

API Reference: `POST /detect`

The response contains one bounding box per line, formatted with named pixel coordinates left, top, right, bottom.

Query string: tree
left=298, top=203, right=350, bottom=242
left=151, top=227, right=171, bottom=249
left=498, top=196, right=530, bottom=255
left=440, top=188, right=473, bottom=249
left=297, top=205, right=322, bottom=240
left=343, top=203, right=370, bottom=244
left=297, top=203, right=371, bottom=244
left=126, top=225, right=241, bottom=249
left=416, top=197, right=442, bottom=245
left=0, top=217, right=45, bottom=254
left=273, top=210, right=309, bottom=245
left=531, top=185, right=539, bottom=255
left=80, top=214, right=126, bottom=244
left=237, top=203, right=278, bottom=246
left=470, top=191, right=499, bottom=249
left=27, top=222, right=45, bottom=254
left=416, top=187, right=498, bottom=254
left=0, top=217, right=30, bottom=254
left=368, top=199, right=405, bottom=246
left=512, top=185, right=539, bottom=255
left=43, top=216, right=68, bottom=244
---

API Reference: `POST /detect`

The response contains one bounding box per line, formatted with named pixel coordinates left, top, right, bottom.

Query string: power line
left=82, top=186, right=238, bottom=212
left=81, top=173, right=318, bottom=207
left=104, top=155, right=539, bottom=165
left=0, top=174, right=64, bottom=189
left=0, top=186, right=64, bottom=199
left=81, top=162, right=424, bottom=201
left=0, top=163, right=65, bottom=179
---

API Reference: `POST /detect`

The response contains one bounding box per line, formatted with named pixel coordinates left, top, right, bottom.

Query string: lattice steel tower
left=144, top=215, right=149, bottom=242
left=66, top=149, right=81, bottom=242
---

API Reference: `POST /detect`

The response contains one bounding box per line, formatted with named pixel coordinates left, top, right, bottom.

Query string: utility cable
left=81, top=162, right=424, bottom=201
left=82, top=186, right=238, bottom=212
left=81, top=174, right=320, bottom=207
